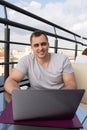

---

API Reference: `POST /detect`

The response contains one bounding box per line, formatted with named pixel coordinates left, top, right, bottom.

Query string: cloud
left=30, top=1, right=41, bottom=9
left=4, top=0, right=87, bottom=41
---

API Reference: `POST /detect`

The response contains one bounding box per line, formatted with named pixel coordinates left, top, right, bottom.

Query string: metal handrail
left=0, top=0, right=81, bottom=37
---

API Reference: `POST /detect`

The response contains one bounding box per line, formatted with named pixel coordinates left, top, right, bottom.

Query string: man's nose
left=38, top=45, right=43, bottom=50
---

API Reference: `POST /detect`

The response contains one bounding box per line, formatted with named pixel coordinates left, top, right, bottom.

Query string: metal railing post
left=3, top=4, right=10, bottom=81
left=75, top=43, right=78, bottom=59
left=54, top=38, right=58, bottom=53
left=54, top=27, right=58, bottom=53
left=4, top=27, right=10, bottom=81
left=74, top=35, right=78, bottom=60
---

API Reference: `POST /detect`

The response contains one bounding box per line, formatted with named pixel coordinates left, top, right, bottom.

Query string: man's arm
left=4, top=68, right=25, bottom=94
left=63, top=72, right=77, bottom=89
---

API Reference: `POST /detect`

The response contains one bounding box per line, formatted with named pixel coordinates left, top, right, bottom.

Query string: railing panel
left=0, top=1, right=87, bottom=92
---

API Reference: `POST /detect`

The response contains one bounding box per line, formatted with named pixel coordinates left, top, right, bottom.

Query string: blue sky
left=0, top=0, right=87, bottom=49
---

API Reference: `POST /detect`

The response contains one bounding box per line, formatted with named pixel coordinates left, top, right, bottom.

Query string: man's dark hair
left=30, top=30, right=48, bottom=43
left=82, top=48, right=87, bottom=55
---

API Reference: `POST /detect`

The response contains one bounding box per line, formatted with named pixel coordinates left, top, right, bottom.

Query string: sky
left=0, top=0, right=87, bottom=50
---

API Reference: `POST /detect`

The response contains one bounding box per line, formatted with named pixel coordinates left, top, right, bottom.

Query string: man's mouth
left=39, top=51, right=45, bottom=55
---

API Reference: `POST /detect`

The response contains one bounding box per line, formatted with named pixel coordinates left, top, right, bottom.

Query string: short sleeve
left=15, top=56, right=28, bottom=75
left=63, top=56, right=74, bottom=74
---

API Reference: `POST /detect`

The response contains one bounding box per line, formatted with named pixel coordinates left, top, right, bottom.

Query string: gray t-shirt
left=16, top=53, right=74, bottom=89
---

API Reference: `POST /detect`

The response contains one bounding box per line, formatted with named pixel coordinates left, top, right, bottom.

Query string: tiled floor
left=76, top=106, right=87, bottom=130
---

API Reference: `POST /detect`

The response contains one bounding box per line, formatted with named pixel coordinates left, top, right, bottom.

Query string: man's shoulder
left=19, top=53, right=34, bottom=60
left=51, top=53, right=68, bottom=59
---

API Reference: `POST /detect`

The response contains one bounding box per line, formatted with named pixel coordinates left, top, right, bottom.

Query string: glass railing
left=0, top=0, right=87, bottom=92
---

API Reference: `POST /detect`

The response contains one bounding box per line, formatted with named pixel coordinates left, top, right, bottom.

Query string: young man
left=4, top=30, right=77, bottom=94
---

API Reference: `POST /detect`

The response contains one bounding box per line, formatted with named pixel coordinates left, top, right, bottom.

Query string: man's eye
left=33, top=42, right=47, bottom=47
left=33, top=44, right=39, bottom=47
left=41, top=42, right=47, bottom=46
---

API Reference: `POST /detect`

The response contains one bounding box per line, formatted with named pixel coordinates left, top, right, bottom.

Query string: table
left=0, top=92, right=82, bottom=130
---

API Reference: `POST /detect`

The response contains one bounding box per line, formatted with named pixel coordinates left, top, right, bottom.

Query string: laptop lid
left=12, top=89, right=85, bottom=121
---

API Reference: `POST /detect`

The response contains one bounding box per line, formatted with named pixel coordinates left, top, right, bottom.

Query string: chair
left=72, top=63, right=87, bottom=127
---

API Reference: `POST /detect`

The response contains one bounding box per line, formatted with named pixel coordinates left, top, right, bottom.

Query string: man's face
left=31, top=34, right=49, bottom=59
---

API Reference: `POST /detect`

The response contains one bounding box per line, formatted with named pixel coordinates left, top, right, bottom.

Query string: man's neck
left=36, top=53, right=51, bottom=68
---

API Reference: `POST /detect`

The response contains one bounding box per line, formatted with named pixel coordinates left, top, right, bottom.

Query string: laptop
left=12, top=89, right=85, bottom=121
